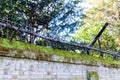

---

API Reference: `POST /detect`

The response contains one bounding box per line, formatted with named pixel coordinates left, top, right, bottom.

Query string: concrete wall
left=0, top=57, right=120, bottom=80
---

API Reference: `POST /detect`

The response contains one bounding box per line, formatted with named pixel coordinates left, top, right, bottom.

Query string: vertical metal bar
left=98, top=38, right=103, bottom=57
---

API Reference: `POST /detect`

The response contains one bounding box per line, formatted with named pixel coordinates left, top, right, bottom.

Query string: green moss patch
left=87, top=71, right=99, bottom=80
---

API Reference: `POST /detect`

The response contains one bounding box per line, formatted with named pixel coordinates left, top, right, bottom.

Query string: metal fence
left=0, top=18, right=119, bottom=59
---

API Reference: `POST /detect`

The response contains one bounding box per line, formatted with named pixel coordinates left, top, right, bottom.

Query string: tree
left=74, top=22, right=116, bottom=50
left=0, top=0, right=64, bottom=43
left=74, top=0, right=117, bottom=51
left=47, top=0, right=84, bottom=41
left=0, top=0, right=84, bottom=43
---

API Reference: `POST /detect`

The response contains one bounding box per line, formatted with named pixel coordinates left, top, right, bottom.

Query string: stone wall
left=0, top=57, right=120, bottom=80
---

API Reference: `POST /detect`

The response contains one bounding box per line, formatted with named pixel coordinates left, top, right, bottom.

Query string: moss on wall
left=0, top=38, right=120, bottom=68
left=87, top=71, right=99, bottom=80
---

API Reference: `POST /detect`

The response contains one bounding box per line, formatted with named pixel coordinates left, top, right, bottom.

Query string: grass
left=0, top=38, right=120, bottom=68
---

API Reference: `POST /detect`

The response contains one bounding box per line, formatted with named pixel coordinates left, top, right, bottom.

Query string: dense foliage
left=0, top=0, right=63, bottom=28
left=0, top=0, right=65, bottom=42
left=48, top=0, right=84, bottom=41
left=0, top=0, right=84, bottom=43
left=1, top=0, right=119, bottom=54
left=74, top=0, right=119, bottom=51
